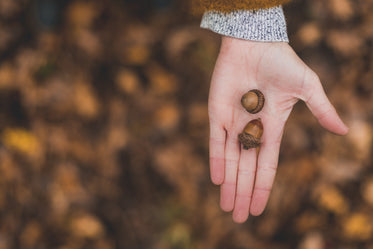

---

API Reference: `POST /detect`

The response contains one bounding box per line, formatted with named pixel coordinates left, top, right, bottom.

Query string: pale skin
left=209, top=36, right=349, bottom=223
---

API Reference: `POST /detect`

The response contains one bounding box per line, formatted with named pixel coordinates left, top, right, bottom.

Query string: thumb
left=302, top=71, right=348, bottom=135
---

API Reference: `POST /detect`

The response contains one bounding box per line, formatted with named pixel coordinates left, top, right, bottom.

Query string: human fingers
left=302, top=71, right=348, bottom=135
left=209, top=121, right=226, bottom=185
left=232, top=147, right=257, bottom=223
left=220, top=131, right=240, bottom=212
left=250, top=117, right=284, bottom=216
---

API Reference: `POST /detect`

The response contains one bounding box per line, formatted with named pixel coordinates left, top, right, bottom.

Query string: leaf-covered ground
left=0, top=0, right=372, bottom=248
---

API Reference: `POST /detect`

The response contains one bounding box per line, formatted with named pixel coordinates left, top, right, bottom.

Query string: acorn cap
left=238, top=132, right=261, bottom=150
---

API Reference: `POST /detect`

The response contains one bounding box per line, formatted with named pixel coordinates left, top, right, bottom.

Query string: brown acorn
left=241, top=89, right=265, bottom=114
left=238, top=119, right=263, bottom=150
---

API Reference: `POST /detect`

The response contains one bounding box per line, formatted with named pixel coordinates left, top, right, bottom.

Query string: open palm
left=208, top=37, right=348, bottom=223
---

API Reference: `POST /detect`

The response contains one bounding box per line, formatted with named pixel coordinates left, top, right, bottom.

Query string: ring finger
left=232, top=146, right=257, bottom=223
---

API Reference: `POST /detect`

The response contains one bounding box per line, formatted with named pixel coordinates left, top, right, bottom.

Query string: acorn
left=241, top=89, right=265, bottom=114
left=238, top=119, right=263, bottom=150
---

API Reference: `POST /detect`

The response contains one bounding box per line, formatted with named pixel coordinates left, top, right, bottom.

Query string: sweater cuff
left=200, top=6, right=289, bottom=42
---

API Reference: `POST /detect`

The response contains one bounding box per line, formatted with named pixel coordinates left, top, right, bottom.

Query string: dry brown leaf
left=166, top=28, right=198, bottom=57
left=124, top=44, right=151, bottom=65
left=38, top=33, right=59, bottom=53
left=314, top=185, right=348, bottom=215
left=69, top=139, right=96, bottom=163
left=49, top=163, right=89, bottom=216
left=256, top=215, right=280, bottom=238
left=0, top=151, right=22, bottom=182
left=116, top=69, right=140, bottom=94
left=47, top=127, right=70, bottom=155
left=105, top=125, right=129, bottom=151
left=92, top=239, right=115, bottom=249
left=49, top=185, right=69, bottom=216
left=74, top=29, right=101, bottom=57
left=70, top=213, right=104, bottom=239
left=297, top=23, right=322, bottom=47
left=67, top=2, right=98, bottom=28
left=0, top=63, right=15, bottom=89
left=346, top=119, right=372, bottom=161
left=0, top=27, right=13, bottom=51
left=165, top=223, right=191, bottom=249
left=361, top=177, right=373, bottom=207
left=298, top=232, right=324, bottom=249
left=154, top=142, right=204, bottom=204
left=329, top=0, right=354, bottom=21
left=319, top=158, right=362, bottom=183
left=188, top=103, right=208, bottom=126
left=342, top=213, right=373, bottom=240
left=20, top=221, right=42, bottom=248
left=295, top=212, right=326, bottom=232
left=154, top=103, right=180, bottom=131
left=1, top=128, right=41, bottom=156
left=74, top=80, right=101, bottom=119
left=125, top=25, right=155, bottom=44
left=55, top=164, right=84, bottom=196
left=0, top=236, right=8, bottom=249
left=326, top=31, right=363, bottom=56
left=147, top=65, right=177, bottom=95
left=0, top=0, right=19, bottom=17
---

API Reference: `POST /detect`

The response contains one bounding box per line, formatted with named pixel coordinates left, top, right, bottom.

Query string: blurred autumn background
left=0, top=0, right=372, bottom=248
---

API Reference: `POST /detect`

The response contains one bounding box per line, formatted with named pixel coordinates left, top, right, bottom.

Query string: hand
left=208, top=36, right=348, bottom=223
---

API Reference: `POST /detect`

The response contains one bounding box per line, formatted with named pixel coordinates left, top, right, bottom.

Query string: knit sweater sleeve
left=200, top=6, right=288, bottom=42
left=193, top=0, right=292, bottom=13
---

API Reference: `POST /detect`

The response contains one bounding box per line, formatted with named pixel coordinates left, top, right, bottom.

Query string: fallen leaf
left=70, top=213, right=104, bottom=239
left=297, top=23, right=322, bottom=47
left=2, top=128, right=40, bottom=156
left=116, top=69, right=140, bottom=94
left=154, top=103, right=180, bottom=131
left=74, top=80, right=101, bottom=119
left=314, top=185, right=348, bottom=215
left=329, top=0, right=354, bottom=21
left=342, top=213, right=373, bottom=240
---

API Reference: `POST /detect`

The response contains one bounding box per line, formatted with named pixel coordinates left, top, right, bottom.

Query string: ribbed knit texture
left=192, top=0, right=291, bottom=14
left=200, top=6, right=289, bottom=42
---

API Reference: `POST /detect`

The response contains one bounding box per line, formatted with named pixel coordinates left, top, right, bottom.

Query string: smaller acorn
left=241, top=89, right=265, bottom=114
left=238, top=119, right=263, bottom=150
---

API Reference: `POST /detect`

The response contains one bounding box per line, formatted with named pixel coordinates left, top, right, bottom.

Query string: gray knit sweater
left=200, top=6, right=288, bottom=42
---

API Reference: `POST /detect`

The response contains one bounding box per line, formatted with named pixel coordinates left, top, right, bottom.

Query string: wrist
left=220, top=36, right=270, bottom=53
